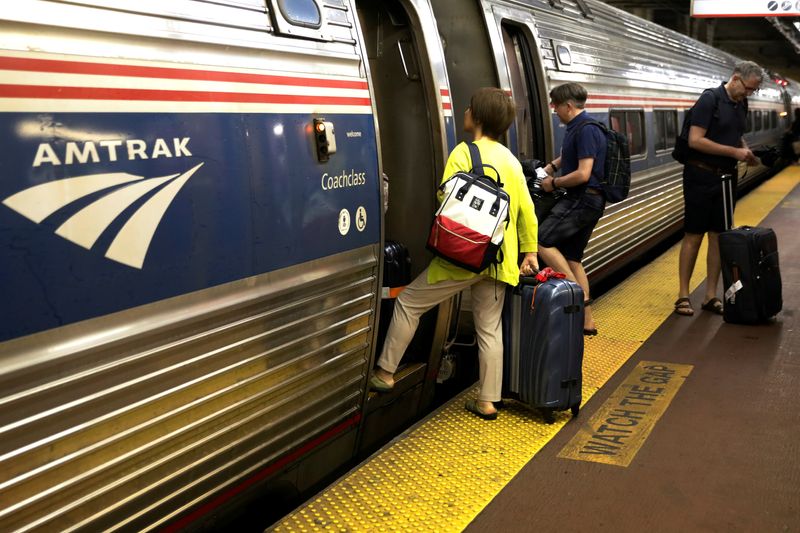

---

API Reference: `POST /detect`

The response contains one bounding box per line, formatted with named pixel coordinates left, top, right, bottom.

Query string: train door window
left=276, top=0, right=321, bottom=28
left=654, top=110, right=677, bottom=152
left=771, top=110, right=778, bottom=129
left=269, top=0, right=354, bottom=42
left=746, top=112, right=753, bottom=133
left=501, top=23, right=546, bottom=161
left=754, top=110, right=763, bottom=132
left=610, top=109, right=646, bottom=156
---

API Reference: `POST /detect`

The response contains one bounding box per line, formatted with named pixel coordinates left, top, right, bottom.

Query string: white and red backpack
left=426, top=142, right=510, bottom=273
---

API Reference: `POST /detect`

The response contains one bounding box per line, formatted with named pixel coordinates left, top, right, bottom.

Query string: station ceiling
left=602, top=0, right=800, bottom=81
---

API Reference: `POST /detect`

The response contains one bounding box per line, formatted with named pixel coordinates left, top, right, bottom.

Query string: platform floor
left=271, top=166, right=800, bottom=532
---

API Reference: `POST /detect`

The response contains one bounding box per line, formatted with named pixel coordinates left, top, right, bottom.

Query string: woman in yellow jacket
left=370, top=87, right=539, bottom=420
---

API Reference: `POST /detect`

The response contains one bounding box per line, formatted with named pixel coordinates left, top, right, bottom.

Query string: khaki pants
left=376, top=267, right=507, bottom=402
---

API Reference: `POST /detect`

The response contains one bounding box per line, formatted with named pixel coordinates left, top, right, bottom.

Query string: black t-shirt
left=689, top=83, right=747, bottom=170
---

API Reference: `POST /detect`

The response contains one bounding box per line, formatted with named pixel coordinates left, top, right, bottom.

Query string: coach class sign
left=558, top=361, right=693, bottom=467
left=692, top=0, right=800, bottom=17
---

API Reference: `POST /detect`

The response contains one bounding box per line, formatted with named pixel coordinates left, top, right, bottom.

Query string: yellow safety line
left=272, top=167, right=800, bottom=532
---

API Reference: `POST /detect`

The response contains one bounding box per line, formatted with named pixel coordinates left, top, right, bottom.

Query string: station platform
left=270, top=166, right=800, bottom=532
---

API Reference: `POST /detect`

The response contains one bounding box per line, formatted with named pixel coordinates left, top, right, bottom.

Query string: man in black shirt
left=675, top=61, right=762, bottom=317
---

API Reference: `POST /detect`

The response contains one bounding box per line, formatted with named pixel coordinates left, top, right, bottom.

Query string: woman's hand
left=520, top=253, right=539, bottom=276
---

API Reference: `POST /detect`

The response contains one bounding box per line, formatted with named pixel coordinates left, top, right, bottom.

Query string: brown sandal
left=674, top=297, right=694, bottom=316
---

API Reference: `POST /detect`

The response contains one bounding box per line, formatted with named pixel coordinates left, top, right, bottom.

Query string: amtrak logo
left=2, top=163, right=202, bottom=269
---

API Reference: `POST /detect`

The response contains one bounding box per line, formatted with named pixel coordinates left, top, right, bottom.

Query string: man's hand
left=520, top=253, right=539, bottom=276
left=733, top=147, right=756, bottom=164
left=541, top=176, right=556, bottom=193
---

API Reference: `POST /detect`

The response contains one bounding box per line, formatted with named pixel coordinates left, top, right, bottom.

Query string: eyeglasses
left=738, top=77, right=760, bottom=93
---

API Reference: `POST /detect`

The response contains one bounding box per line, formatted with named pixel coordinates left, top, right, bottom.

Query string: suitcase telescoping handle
left=721, top=173, right=735, bottom=231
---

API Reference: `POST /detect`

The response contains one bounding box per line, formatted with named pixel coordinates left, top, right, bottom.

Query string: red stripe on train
left=0, top=56, right=369, bottom=90
left=162, top=413, right=362, bottom=533
left=0, top=84, right=372, bottom=106
left=591, top=94, right=696, bottom=103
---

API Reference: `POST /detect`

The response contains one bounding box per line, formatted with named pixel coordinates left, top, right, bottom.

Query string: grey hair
left=733, top=61, right=764, bottom=82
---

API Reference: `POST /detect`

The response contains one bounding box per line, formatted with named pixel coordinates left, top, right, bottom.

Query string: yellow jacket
left=427, top=138, right=538, bottom=286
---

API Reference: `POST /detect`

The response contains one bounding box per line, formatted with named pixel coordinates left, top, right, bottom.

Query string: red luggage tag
left=534, top=267, right=567, bottom=282
left=529, top=267, right=567, bottom=311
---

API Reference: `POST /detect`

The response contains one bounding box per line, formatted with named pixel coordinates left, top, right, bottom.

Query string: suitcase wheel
left=541, top=409, right=556, bottom=425
left=571, top=405, right=580, bottom=418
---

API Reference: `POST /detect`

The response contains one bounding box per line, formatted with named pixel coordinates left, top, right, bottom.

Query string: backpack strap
left=467, top=142, right=504, bottom=187
left=575, top=119, right=607, bottom=135
left=468, top=142, right=483, bottom=174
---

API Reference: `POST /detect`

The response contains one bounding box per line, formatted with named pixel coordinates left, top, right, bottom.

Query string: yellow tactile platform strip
left=272, top=167, right=800, bottom=532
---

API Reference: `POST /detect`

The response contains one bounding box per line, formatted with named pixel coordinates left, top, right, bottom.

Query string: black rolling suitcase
left=502, top=275, right=584, bottom=423
left=719, top=174, right=782, bottom=323
left=376, top=241, right=412, bottom=353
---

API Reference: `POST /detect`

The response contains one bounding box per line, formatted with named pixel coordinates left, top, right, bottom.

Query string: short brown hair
left=469, top=87, right=515, bottom=139
left=549, top=82, right=588, bottom=108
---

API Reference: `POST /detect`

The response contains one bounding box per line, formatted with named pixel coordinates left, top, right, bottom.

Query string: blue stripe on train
left=0, top=112, right=380, bottom=342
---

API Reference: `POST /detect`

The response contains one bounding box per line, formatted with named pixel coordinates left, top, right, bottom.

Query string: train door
left=481, top=3, right=552, bottom=161
left=355, top=0, right=454, bottom=453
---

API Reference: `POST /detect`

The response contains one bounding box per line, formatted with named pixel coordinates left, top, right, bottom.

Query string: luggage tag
left=725, top=280, right=743, bottom=304
left=725, top=263, right=742, bottom=304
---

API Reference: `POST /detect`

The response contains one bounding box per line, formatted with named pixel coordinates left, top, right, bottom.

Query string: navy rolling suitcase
left=502, top=276, right=584, bottom=423
left=719, top=174, right=782, bottom=324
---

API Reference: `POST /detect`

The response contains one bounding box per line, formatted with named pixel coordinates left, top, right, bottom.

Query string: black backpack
left=576, top=120, right=631, bottom=203
left=672, top=88, right=721, bottom=165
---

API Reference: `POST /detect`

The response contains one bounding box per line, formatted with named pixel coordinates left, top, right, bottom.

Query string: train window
left=276, top=0, right=321, bottom=28
left=610, top=110, right=646, bottom=156
left=654, top=110, right=678, bottom=152
left=754, top=110, right=763, bottom=132
left=746, top=112, right=753, bottom=133
left=771, top=110, right=778, bottom=129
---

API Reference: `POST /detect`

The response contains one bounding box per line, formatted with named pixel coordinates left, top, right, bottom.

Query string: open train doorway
left=500, top=21, right=548, bottom=161
left=355, top=0, right=454, bottom=454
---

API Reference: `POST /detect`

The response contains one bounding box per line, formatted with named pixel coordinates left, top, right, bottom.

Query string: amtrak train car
left=0, top=0, right=791, bottom=530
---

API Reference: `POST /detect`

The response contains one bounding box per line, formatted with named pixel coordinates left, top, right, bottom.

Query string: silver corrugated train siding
left=0, top=246, right=378, bottom=532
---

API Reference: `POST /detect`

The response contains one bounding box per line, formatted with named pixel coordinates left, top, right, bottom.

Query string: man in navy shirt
left=674, top=61, right=762, bottom=317
left=539, top=82, right=607, bottom=335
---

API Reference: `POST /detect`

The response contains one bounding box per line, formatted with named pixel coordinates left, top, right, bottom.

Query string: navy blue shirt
left=561, top=111, right=606, bottom=195
left=690, top=83, right=747, bottom=171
